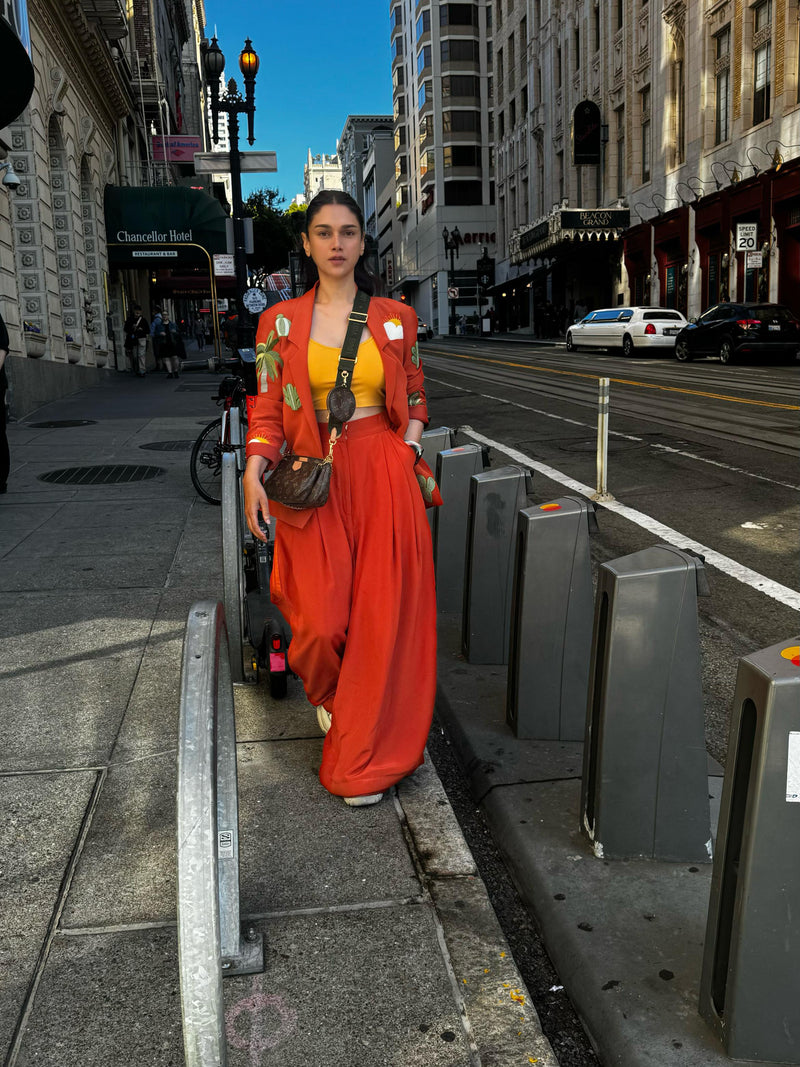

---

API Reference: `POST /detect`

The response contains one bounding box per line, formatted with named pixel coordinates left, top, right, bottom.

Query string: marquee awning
left=511, top=207, right=631, bottom=265
left=104, top=185, right=229, bottom=266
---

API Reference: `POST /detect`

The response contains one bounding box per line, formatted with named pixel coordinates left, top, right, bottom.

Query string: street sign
left=242, top=287, right=268, bottom=314
left=213, top=253, right=236, bottom=277
left=193, top=151, right=278, bottom=174
left=447, top=286, right=459, bottom=299
left=736, top=223, right=758, bottom=252
left=746, top=250, right=763, bottom=270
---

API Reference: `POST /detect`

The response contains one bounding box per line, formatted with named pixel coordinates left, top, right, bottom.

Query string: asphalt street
left=419, top=336, right=799, bottom=767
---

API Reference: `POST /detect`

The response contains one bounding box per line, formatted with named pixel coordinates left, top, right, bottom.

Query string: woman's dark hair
left=301, top=189, right=381, bottom=296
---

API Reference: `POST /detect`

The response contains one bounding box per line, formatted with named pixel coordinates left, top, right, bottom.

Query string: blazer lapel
left=282, top=288, right=323, bottom=454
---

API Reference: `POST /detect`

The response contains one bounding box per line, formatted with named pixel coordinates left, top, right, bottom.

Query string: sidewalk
left=0, top=370, right=556, bottom=1066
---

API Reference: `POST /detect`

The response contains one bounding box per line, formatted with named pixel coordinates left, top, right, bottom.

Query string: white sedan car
left=565, top=307, right=688, bottom=356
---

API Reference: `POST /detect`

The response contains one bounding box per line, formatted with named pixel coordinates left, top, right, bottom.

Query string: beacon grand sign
left=0, top=0, right=34, bottom=128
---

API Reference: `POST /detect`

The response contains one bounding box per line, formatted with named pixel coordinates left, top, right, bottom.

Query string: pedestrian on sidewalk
left=154, top=313, right=184, bottom=379
left=123, top=305, right=149, bottom=376
left=150, top=306, right=163, bottom=370
left=0, top=308, right=10, bottom=494
left=243, top=189, right=437, bottom=808
left=194, top=319, right=206, bottom=351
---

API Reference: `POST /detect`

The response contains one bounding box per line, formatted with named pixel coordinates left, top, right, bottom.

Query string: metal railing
left=221, top=451, right=247, bottom=684
left=177, top=600, right=264, bottom=1067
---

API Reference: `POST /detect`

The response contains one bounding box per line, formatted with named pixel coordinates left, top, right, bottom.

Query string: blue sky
left=202, top=0, right=393, bottom=205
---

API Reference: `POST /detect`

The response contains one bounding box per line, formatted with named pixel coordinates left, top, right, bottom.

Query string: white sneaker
left=316, top=704, right=331, bottom=734
left=343, top=793, right=383, bottom=807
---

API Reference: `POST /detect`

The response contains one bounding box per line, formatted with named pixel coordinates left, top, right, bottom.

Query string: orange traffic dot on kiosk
left=540, top=503, right=562, bottom=511
left=780, top=645, right=800, bottom=667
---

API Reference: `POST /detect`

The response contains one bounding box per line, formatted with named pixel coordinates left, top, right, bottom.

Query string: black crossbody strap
left=327, top=289, right=370, bottom=434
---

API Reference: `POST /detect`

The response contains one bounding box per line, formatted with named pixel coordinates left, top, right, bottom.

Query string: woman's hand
left=243, top=457, right=271, bottom=541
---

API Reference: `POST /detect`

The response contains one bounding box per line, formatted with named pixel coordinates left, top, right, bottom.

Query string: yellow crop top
left=308, top=336, right=386, bottom=410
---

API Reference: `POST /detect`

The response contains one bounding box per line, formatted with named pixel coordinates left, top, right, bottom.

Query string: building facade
left=391, top=0, right=498, bottom=332
left=0, top=0, right=213, bottom=416
left=495, top=0, right=800, bottom=333
left=339, top=113, right=394, bottom=212
left=303, top=149, right=344, bottom=203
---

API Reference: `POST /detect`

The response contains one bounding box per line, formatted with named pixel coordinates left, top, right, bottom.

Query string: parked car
left=674, top=302, right=800, bottom=363
left=565, top=306, right=687, bottom=355
left=417, top=317, right=434, bottom=342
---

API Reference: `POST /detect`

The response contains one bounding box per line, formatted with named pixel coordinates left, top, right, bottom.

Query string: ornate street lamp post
left=442, top=225, right=460, bottom=336
left=203, top=36, right=259, bottom=352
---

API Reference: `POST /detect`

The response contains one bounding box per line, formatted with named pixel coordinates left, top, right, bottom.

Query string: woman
left=154, top=313, right=183, bottom=379
left=243, top=190, right=436, bottom=807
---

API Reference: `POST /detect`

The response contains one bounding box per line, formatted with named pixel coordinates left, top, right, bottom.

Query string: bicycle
left=190, top=374, right=248, bottom=505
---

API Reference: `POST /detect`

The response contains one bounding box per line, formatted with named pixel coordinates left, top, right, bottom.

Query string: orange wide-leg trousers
left=269, top=413, right=437, bottom=797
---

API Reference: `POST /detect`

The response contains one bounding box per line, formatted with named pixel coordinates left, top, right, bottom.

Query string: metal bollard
left=421, top=427, right=455, bottom=535
left=421, top=425, right=455, bottom=465
left=221, top=452, right=246, bottom=684
left=506, top=497, right=595, bottom=740
left=433, top=443, right=488, bottom=612
left=699, top=638, right=800, bottom=1063
left=462, top=466, right=531, bottom=664
left=580, top=544, right=712, bottom=861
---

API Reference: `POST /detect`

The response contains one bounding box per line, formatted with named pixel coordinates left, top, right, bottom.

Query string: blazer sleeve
left=401, top=303, right=429, bottom=426
left=245, top=307, right=286, bottom=469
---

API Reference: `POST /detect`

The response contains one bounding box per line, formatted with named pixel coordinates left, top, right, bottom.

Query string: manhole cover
left=29, top=419, right=97, bottom=428
left=139, top=440, right=194, bottom=452
left=39, top=464, right=165, bottom=485
left=559, top=438, right=641, bottom=454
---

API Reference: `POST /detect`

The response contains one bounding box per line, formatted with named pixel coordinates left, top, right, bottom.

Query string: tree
left=244, top=188, right=296, bottom=285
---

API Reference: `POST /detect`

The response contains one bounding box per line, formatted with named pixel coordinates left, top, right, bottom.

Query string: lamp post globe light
left=442, top=225, right=460, bottom=336
left=203, top=35, right=259, bottom=353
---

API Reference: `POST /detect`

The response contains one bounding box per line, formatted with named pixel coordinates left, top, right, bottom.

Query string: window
left=641, top=87, right=651, bottom=183
left=416, top=10, right=430, bottom=37
left=714, top=27, right=731, bottom=143
left=616, top=0, right=623, bottom=30
left=444, top=180, right=483, bottom=205
left=418, top=81, right=432, bottom=109
left=417, top=46, right=432, bottom=76
left=574, top=27, right=580, bottom=70
left=497, top=47, right=504, bottom=83
left=440, top=4, right=479, bottom=28
left=615, top=105, right=625, bottom=198
left=419, top=150, right=434, bottom=180
left=390, top=5, right=402, bottom=32
left=556, top=149, right=564, bottom=200
left=498, top=110, right=505, bottom=137
left=395, top=156, right=408, bottom=180
left=594, top=8, right=600, bottom=52
left=391, top=37, right=403, bottom=62
left=443, top=145, right=481, bottom=167
left=442, top=110, right=481, bottom=133
left=753, top=1, right=772, bottom=125
left=510, top=98, right=516, bottom=126
left=556, top=46, right=562, bottom=87
left=392, top=67, right=405, bottom=91
left=441, top=39, right=480, bottom=63
left=521, top=84, right=528, bottom=113
left=419, top=115, right=433, bottom=144
left=393, top=95, right=406, bottom=120
left=442, top=75, right=481, bottom=98
left=395, top=126, right=407, bottom=151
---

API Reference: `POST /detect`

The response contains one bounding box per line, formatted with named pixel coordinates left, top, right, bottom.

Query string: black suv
left=674, top=303, right=800, bottom=364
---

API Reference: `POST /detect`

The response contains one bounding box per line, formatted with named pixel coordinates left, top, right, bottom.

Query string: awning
left=104, top=185, right=229, bottom=266
left=512, top=207, right=630, bottom=265
left=0, top=2, right=35, bottom=128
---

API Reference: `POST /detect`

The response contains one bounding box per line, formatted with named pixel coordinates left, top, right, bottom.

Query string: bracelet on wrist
left=405, top=439, right=423, bottom=462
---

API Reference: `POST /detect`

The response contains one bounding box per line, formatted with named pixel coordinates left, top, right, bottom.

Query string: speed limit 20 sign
left=736, top=223, right=758, bottom=252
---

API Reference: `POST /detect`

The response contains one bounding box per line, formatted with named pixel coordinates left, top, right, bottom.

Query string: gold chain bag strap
left=265, top=291, right=369, bottom=509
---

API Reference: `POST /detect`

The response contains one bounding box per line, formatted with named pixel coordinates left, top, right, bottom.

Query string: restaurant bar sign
left=0, top=0, right=34, bottom=128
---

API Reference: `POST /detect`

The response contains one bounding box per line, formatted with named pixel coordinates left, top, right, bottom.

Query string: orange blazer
left=245, top=286, right=430, bottom=528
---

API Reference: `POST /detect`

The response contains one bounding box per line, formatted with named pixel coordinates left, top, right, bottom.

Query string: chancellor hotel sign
left=116, top=229, right=195, bottom=243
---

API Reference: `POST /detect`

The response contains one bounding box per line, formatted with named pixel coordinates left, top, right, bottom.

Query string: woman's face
left=302, top=204, right=364, bottom=281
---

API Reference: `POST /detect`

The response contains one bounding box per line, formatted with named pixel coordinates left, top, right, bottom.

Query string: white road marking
left=461, top=426, right=800, bottom=612
left=426, top=374, right=800, bottom=492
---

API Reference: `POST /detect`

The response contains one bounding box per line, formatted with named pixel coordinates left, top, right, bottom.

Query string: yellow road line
left=431, top=349, right=800, bottom=411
